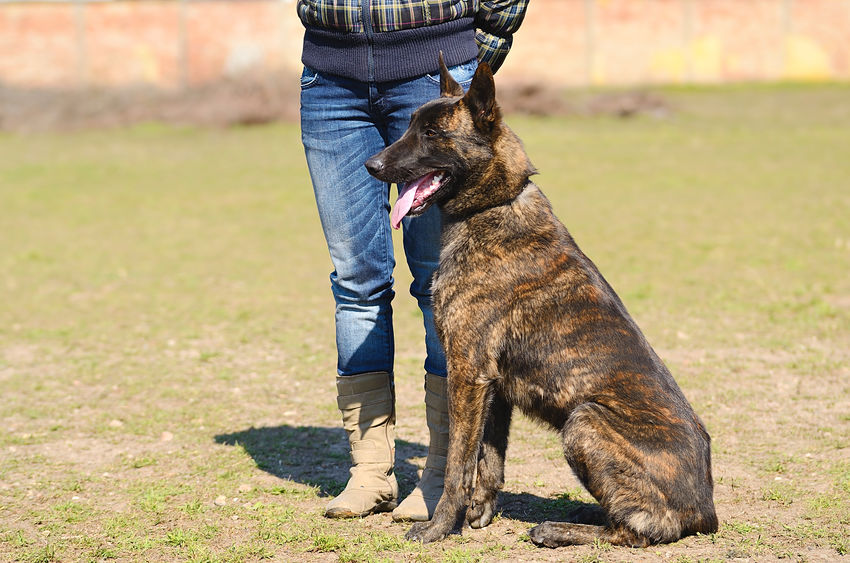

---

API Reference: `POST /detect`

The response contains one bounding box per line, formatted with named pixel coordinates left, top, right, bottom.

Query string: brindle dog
left=365, top=55, right=718, bottom=548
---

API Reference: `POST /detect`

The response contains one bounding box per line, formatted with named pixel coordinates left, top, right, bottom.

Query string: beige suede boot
left=325, top=371, right=399, bottom=518
left=392, top=373, right=448, bottom=522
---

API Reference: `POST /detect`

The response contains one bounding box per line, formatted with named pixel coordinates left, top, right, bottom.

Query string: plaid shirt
left=297, top=0, right=529, bottom=72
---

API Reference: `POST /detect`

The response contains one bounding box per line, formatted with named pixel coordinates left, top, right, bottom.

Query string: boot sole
left=392, top=494, right=441, bottom=522
left=325, top=499, right=398, bottom=519
left=391, top=513, right=429, bottom=522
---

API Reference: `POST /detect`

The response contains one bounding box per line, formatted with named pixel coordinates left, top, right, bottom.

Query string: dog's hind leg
left=467, top=391, right=512, bottom=529
left=530, top=401, right=693, bottom=548
left=529, top=521, right=651, bottom=548
left=562, top=503, right=608, bottom=526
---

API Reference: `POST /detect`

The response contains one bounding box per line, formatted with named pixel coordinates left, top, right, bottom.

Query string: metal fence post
left=584, top=0, right=596, bottom=86
left=74, top=0, right=89, bottom=87
left=682, top=0, right=694, bottom=83
left=179, top=0, right=188, bottom=89
left=780, top=0, right=793, bottom=79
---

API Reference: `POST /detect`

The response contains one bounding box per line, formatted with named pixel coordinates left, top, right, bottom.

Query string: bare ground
left=1, top=84, right=849, bottom=562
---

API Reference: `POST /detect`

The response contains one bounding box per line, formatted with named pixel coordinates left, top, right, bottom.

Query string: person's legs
left=301, top=68, right=398, bottom=517
left=378, top=59, right=478, bottom=521
left=401, top=206, right=446, bottom=376
left=301, top=68, right=396, bottom=377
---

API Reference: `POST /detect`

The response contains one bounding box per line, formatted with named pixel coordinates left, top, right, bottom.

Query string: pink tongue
left=390, top=173, right=432, bottom=230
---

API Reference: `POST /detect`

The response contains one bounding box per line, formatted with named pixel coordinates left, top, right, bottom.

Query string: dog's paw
left=405, top=521, right=449, bottom=544
left=528, top=522, right=564, bottom=549
left=466, top=498, right=497, bottom=529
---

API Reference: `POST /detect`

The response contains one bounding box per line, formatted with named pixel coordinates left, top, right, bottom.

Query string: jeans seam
left=380, top=190, right=395, bottom=370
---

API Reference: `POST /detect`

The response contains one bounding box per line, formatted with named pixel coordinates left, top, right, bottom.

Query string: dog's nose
left=365, top=155, right=384, bottom=176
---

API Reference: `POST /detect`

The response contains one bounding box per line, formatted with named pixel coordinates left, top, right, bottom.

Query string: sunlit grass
left=1, top=83, right=848, bottom=561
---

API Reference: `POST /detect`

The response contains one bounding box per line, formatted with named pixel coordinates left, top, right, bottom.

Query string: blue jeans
left=301, top=59, right=478, bottom=378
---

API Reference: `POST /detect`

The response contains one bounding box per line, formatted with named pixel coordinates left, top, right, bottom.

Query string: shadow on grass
left=214, top=425, right=428, bottom=498
left=215, top=425, right=598, bottom=524
left=496, top=491, right=601, bottom=525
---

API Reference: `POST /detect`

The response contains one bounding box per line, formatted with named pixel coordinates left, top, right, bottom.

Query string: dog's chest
left=431, top=217, right=533, bottom=337
left=432, top=222, right=498, bottom=309
left=431, top=230, right=476, bottom=317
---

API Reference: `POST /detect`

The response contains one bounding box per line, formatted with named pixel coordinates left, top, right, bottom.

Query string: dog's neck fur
left=441, top=123, right=536, bottom=221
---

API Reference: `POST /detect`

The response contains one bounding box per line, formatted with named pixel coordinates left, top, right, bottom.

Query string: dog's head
left=366, top=54, right=533, bottom=228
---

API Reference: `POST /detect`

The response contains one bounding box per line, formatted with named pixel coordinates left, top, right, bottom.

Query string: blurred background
left=1, top=0, right=848, bottom=129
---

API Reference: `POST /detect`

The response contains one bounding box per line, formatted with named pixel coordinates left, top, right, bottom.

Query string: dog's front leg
left=467, top=391, right=511, bottom=529
left=406, top=368, right=492, bottom=543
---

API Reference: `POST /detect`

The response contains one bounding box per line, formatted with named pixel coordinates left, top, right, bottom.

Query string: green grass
left=1, top=83, right=849, bottom=561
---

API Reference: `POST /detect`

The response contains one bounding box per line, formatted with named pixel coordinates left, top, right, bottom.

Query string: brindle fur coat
left=365, top=55, right=718, bottom=548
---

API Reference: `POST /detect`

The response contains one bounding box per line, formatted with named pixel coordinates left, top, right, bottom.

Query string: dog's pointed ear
left=462, top=62, right=500, bottom=131
left=439, top=52, right=464, bottom=98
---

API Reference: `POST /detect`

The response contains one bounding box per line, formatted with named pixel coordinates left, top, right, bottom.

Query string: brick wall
left=0, top=0, right=303, bottom=88
left=498, top=0, right=849, bottom=85
left=1, top=0, right=847, bottom=89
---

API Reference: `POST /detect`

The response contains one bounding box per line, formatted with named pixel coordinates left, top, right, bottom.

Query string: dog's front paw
left=466, top=497, right=497, bottom=529
left=405, top=521, right=450, bottom=544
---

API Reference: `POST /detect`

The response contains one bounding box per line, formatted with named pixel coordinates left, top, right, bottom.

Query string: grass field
left=1, top=83, right=849, bottom=562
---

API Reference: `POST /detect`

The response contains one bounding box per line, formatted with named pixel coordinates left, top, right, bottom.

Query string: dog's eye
left=424, top=128, right=438, bottom=138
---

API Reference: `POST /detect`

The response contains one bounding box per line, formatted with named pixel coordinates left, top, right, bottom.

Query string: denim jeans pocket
left=300, top=66, right=320, bottom=90
left=425, top=59, right=478, bottom=87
